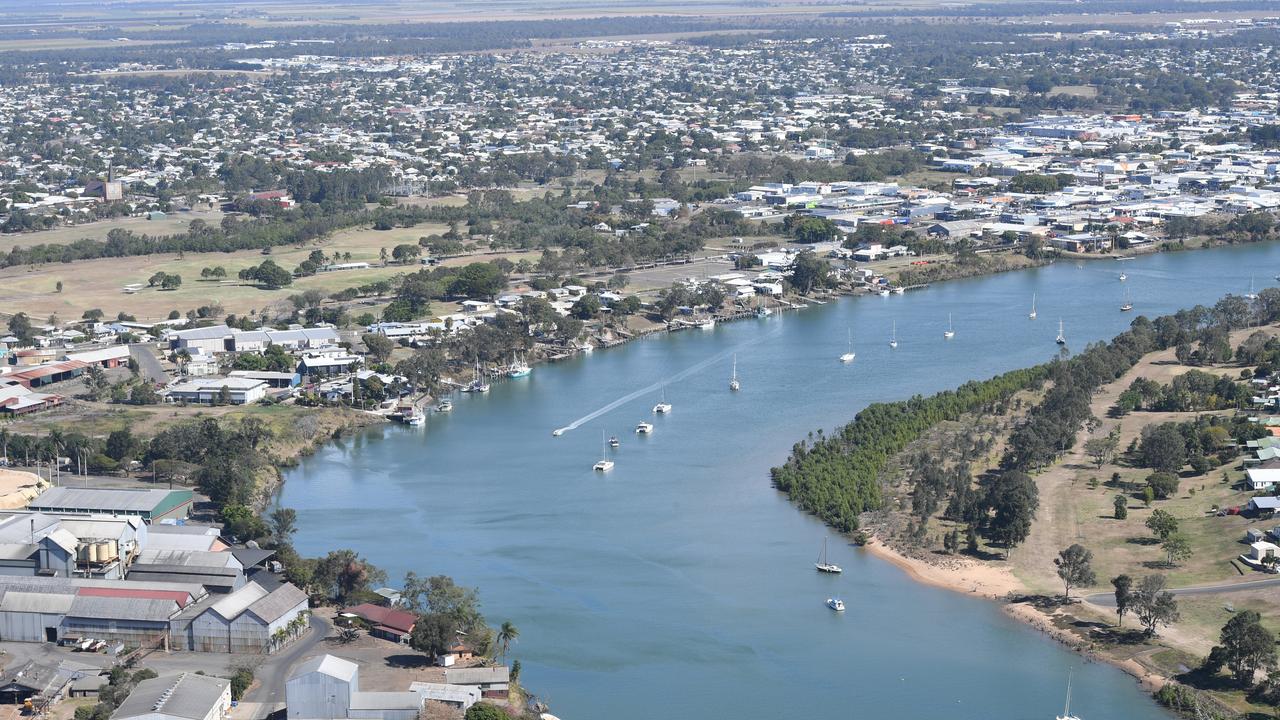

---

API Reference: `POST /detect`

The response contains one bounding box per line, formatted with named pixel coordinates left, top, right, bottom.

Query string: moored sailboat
left=729, top=354, right=740, bottom=392
left=1055, top=319, right=1067, bottom=345
left=815, top=537, right=843, bottom=573
left=839, top=329, right=856, bottom=363
left=943, top=313, right=955, bottom=339
left=889, top=320, right=898, bottom=349
left=1030, top=293, right=1038, bottom=320
left=593, top=431, right=614, bottom=472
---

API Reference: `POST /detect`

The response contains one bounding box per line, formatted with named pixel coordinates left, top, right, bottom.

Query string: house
left=408, top=683, right=480, bottom=711
left=1245, top=468, right=1280, bottom=491
left=1247, top=496, right=1280, bottom=515
left=111, top=674, right=231, bottom=720
left=286, top=655, right=423, bottom=720
left=339, top=603, right=416, bottom=644
left=1247, top=541, right=1279, bottom=563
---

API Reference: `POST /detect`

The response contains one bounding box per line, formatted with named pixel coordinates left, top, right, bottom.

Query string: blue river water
left=282, top=244, right=1280, bottom=719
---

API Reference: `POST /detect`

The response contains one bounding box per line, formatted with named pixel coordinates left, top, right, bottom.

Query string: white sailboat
left=593, top=431, right=614, bottom=472
left=729, top=355, right=740, bottom=392
left=839, top=329, right=856, bottom=363
left=1029, top=293, right=1038, bottom=320
left=1246, top=276, right=1259, bottom=300
left=888, top=320, right=898, bottom=349
left=1055, top=319, right=1067, bottom=345
left=1120, top=287, right=1133, bottom=312
left=464, top=363, right=490, bottom=393
left=653, top=388, right=672, bottom=414
left=815, top=538, right=843, bottom=573
left=943, top=313, right=955, bottom=339
left=1055, top=673, right=1082, bottom=720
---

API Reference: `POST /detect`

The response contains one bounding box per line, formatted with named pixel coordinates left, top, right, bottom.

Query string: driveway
left=1084, top=576, right=1280, bottom=607
left=128, top=343, right=168, bottom=384
left=234, top=615, right=333, bottom=720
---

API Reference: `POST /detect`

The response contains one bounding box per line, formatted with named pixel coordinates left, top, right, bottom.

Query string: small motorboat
left=552, top=429, right=565, bottom=437
left=878, top=288, right=890, bottom=297
left=435, top=399, right=453, bottom=413
left=827, top=598, right=845, bottom=612
left=1119, top=273, right=1127, bottom=281
left=635, top=422, right=654, bottom=434
left=405, top=411, right=425, bottom=427
left=609, top=436, right=620, bottom=448
left=892, top=286, right=904, bottom=295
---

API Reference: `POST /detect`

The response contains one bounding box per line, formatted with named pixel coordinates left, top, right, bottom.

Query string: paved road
left=237, top=615, right=333, bottom=719
left=1084, top=576, right=1280, bottom=607
left=128, top=343, right=168, bottom=384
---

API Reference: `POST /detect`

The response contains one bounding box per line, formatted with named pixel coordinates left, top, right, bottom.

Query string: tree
left=788, top=251, right=830, bottom=295
left=496, top=621, right=519, bottom=662
left=394, top=349, right=446, bottom=395
left=7, top=312, right=33, bottom=345
left=1146, top=509, right=1179, bottom=541
left=161, top=274, right=182, bottom=291
left=409, top=611, right=459, bottom=658
left=1139, top=423, right=1187, bottom=473
left=313, top=549, right=386, bottom=604
left=1132, top=575, right=1180, bottom=637
left=82, top=308, right=104, bottom=321
left=1146, top=471, right=1179, bottom=500
left=1054, top=544, right=1096, bottom=599
left=1212, top=610, right=1277, bottom=687
left=269, top=507, right=297, bottom=543
left=1085, top=436, right=1118, bottom=467
left=1162, top=533, right=1193, bottom=567
left=463, top=704, right=512, bottom=720
left=1112, top=574, right=1134, bottom=627
left=362, top=333, right=396, bottom=364
left=570, top=294, right=601, bottom=320
left=1113, top=494, right=1128, bottom=520
left=105, top=429, right=137, bottom=462
left=985, top=470, right=1039, bottom=555
left=129, top=383, right=160, bottom=405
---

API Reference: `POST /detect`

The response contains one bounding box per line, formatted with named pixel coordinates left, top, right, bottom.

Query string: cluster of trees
left=1134, top=416, right=1243, bottom=476
left=1006, top=173, right=1075, bottom=194
left=382, top=262, right=509, bottom=321
left=771, top=364, right=1048, bottom=532
left=783, top=215, right=839, bottom=244
left=238, top=259, right=293, bottom=289
left=147, top=271, right=182, bottom=290
left=653, top=283, right=725, bottom=319
left=1115, top=371, right=1246, bottom=414
left=1112, top=573, right=1180, bottom=637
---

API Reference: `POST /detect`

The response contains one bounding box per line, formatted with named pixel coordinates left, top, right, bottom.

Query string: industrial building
left=0, top=511, right=143, bottom=579
left=182, top=581, right=308, bottom=653
left=286, top=655, right=423, bottom=720
left=111, top=673, right=231, bottom=720
left=128, top=549, right=245, bottom=593
left=26, top=488, right=193, bottom=522
left=163, top=377, right=268, bottom=405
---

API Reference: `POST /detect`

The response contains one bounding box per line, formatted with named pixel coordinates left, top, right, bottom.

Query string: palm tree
left=496, top=621, right=519, bottom=663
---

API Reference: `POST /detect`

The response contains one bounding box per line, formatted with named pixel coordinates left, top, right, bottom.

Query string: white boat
left=435, top=399, right=453, bottom=413
left=839, top=329, right=855, bottom=363
left=635, top=421, right=654, bottom=434
left=699, top=317, right=716, bottom=330
left=1055, top=673, right=1082, bottom=720
left=826, top=598, right=845, bottom=612
left=507, top=353, right=531, bottom=378
left=943, top=313, right=955, bottom=339
left=892, top=286, right=904, bottom=295
left=1118, top=272, right=1127, bottom=281
left=552, top=429, right=565, bottom=437
left=755, top=305, right=772, bottom=317
left=1029, top=293, right=1038, bottom=320
left=1120, top=287, right=1132, bottom=312
left=878, top=288, right=890, bottom=297
left=463, top=363, right=490, bottom=393
left=815, top=537, right=843, bottom=574
left=405, top=409, right=425, bottom=427
left=729, top=354, right=740, bottom=392
left=609, top=436, right=620, bottom=448
left=889, top=320, right=898, bottom=349
left=1245, top=277, right=1259, bottom=300
left=652, top=389, right=672, bottom=414
left=593, top=431, right=614, bottom=472
left=1055, top=319, right=1067, bottom=345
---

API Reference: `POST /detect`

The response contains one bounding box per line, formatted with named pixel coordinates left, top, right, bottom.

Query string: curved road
left=237, top=615, right=333, bottom=719
left=1084, top=576, right=1280, bottom=607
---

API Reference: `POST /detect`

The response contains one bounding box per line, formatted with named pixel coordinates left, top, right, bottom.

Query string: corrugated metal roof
left=443, top=667, right=510, bottom=685
left=77, top=587, right=191, bottom=608
left=245, top=583, right=306, bottom=624
left=291, top=655, right=358, bottom=683
left=168, top=325, right=231, bottom=341
left=29, top=487, right=181, bottom=513
left=66, top=595, right=178, bottom=622
left=136, top=549, right=241, bottom=570
left=114, top=674, right=229, bottom=720
left=348, top=692, right=421, bottom=711
left=208, top=582, right=268, bottom=620
left=1, top=590, right=75, bottom=613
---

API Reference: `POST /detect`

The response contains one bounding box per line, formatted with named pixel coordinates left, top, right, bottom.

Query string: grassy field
left=0, top=210, right=225, bottom=252
left=1049, top=85, right=1099, bottom=98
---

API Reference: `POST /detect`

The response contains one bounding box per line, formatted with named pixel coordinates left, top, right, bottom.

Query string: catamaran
left=826, top=597, right=846, bottom=612
left=593, top=431, right=614, bottom=472
left=635, top=421, right=654, bottom=434
left=1120, top=287, right=1133, bottom=312
left=1055, top=673, right=1082, bottom=720
left=839, top=330, right=856, bottom=363
left=815, top=538, right=843, bottom=573
left=889, top=320, right=898, bottom=349
left=1029, top=293, right=1038, bottom=320
left=944, top=313, right=955, bottom=339
left=1056, top=319, right=1067, bottom=345
left=729, top=355, right=740, bottom=392
left=652, top=389, right=672, bottom=414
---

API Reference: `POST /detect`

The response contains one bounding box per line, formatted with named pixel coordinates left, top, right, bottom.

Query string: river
left=282, top=243, right=1280, bottom=719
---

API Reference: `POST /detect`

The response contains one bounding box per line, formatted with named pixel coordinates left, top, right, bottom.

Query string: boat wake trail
left=552, top=328, right=777, bottom=436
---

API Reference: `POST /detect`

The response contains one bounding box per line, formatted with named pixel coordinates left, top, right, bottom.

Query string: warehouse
left=185, top=581, right=307, bottom=653
left=128, top=549, right=244, bottom=593
left=286, top=655, right=423, bottom=720
left=27, top=488, right=193, bottom=522
left=61, top=593, right=181, bottom=647
left=111, top=673, right=231, bottom=720
left=0, top=576, right=203, bottom=644
left=163, top=377, right=268, bottom=405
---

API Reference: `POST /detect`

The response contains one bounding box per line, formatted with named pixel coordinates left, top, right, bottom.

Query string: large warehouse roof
left=113, top=674, right=229, bottom=720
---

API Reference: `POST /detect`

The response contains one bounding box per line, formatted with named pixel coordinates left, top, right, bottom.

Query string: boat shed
left=111, top=673, right=231, bottom=720
left=27, top=488, right=194, bottom=522
left=183, top=581, right=307, bottom=653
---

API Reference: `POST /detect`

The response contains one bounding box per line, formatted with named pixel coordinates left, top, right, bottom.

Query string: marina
left=282, top=243, right=1280, bottom=720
